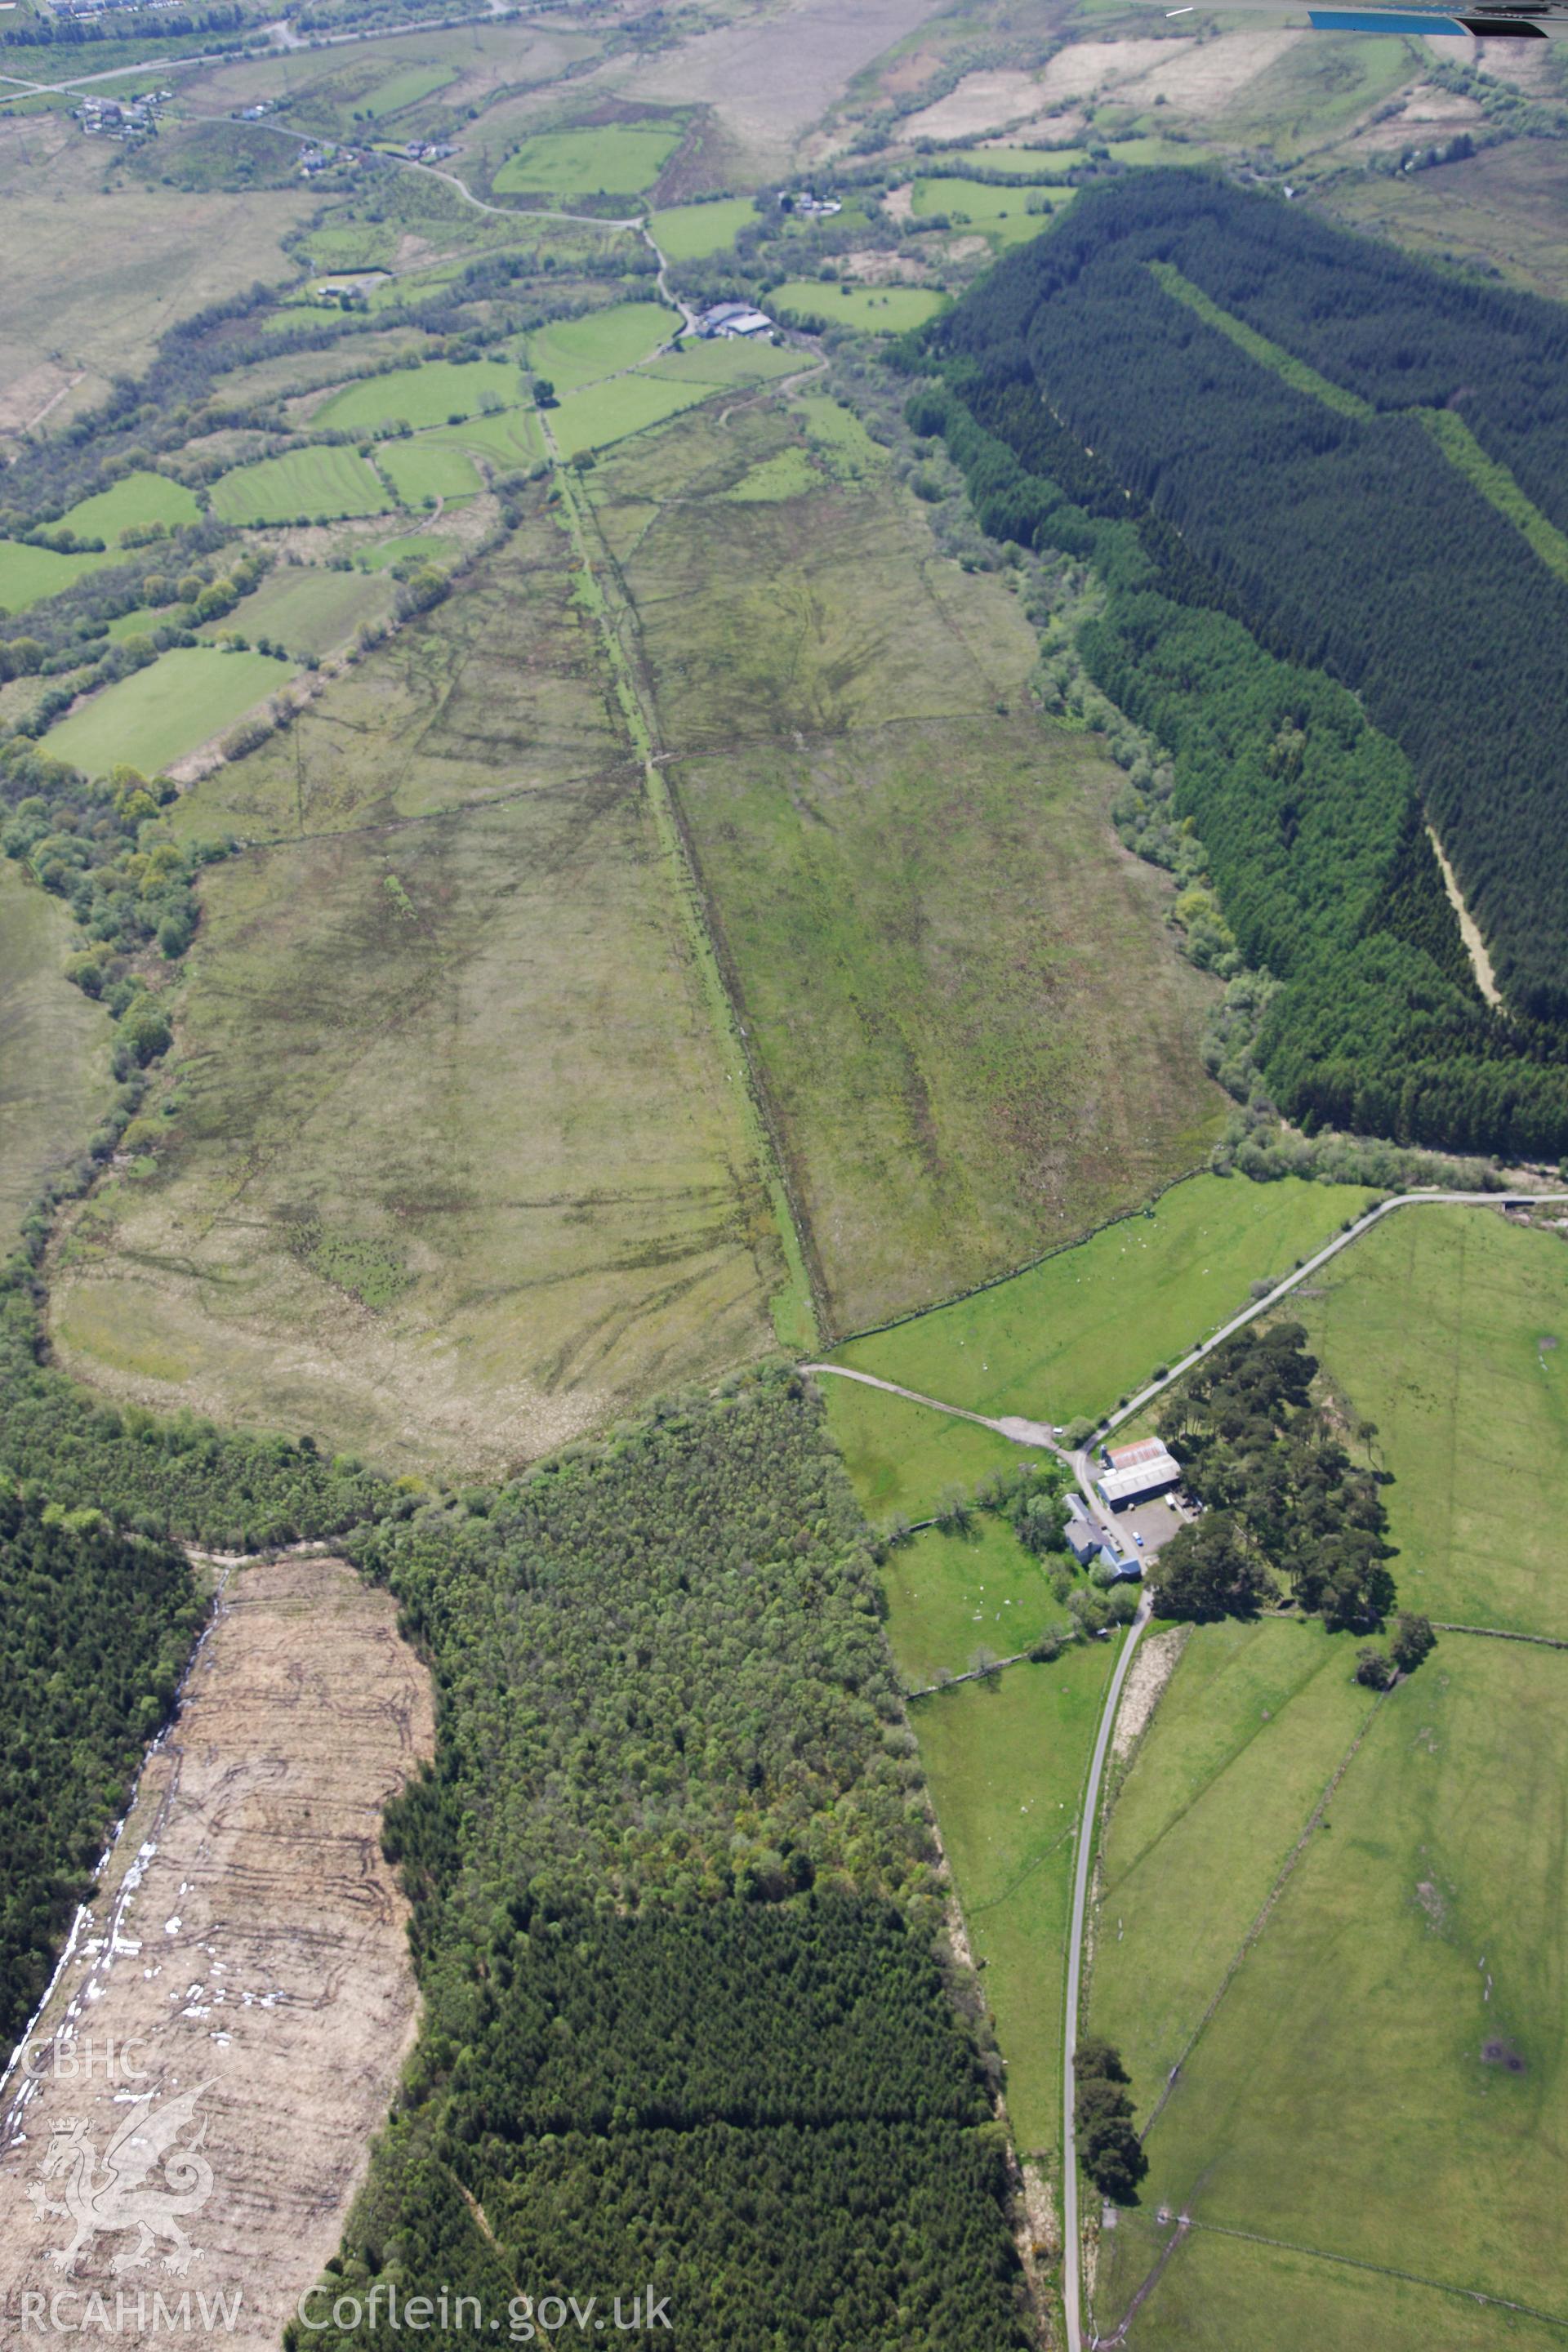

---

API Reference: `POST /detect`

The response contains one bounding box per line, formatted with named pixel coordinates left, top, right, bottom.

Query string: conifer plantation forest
left=919, top=173, right=1568, bottom=1152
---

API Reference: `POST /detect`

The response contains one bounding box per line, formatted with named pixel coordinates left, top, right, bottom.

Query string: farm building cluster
left=1095, top=1437, right=1183, bottom=1511
left=1085, top=1437, right=1189, bottom=1564
left=689, top=301, right=776, bottom=341
left=1064, top=1495, right=1141, bottom=1584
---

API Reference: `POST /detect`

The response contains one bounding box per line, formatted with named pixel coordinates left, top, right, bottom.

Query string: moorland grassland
left=0, top=115, right=314, bottom=438
left=49, top=496, right=783, bottom=1468
left=1089, top=1207, right=1568, bottom=2346
left=590, top=397, right=1223, bottom=1332
left=0, top=864, right=109, bottom=1234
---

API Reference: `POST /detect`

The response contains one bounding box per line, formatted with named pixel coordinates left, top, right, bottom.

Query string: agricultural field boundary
left=548, top=457, right=819, bottom=1352
left=831, top=1165, right=1209, bottom=1354
left=1131, top=1687, right=1390, bottom=2146
left=991, top=1187, right=1568, bottom=2352
left=1429, top=1619, right=1568, bottom=1650
left=1150, top=259, right=1568, bottom=587
left=1120, top=2216, right=1568, bottom=2341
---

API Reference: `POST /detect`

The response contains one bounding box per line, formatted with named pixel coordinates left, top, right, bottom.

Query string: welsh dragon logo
left=28, top=2082, right=216, bottom=2277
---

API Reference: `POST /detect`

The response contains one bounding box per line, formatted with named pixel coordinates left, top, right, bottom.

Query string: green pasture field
left=57, top=470, right=201, bottom=543
left=822, top=1374, right=1027, bottom=1523
left=301, top=225, right=400, bottom=273
left=374, top=435, right=484, bottom=506
left=492, top=122, right=680, bottom=198
left=53, top=501, right=781, bottom=1472
left=43, top=647, right=291, bottom=777
left=641, top=340, right=800, bottom=387
left=647, top=198, right=755, bottom=259
left=834, top=1174, right=1374, bottom=1419
left=911, top=1637, right=1119, bottom=2158
left=209, top=445, right=393, bottom=527
left=944, top=146, right=1089, bottom=176
left=356, top=530, right=458, bottom=573
left=0, top=540, right=113, bottom=615
left=427, top=405, right=544, bottom=470
left=882, top=1517, right=1066, bottom=1689
left=1091, top=1617, right=1372, bottom=2099
left=1097, top=2213, right=1568, bottom=2352
left=769, top=278, right=951, bottom=332
left=1300, top=1205, right=1568, bottom=1635
left=201, top=566, right=393, bottom=657
left=262, top=308, right=335, bottom=339
left=359, top=60, right=458, bottom=118
left=911, top=176, right=1065, bottom=243
left=592, top=398, right=1223, bottom=1332
left=312, top=357, right=525, bottom=433
left=105, top=606, right=159, bottom=643
left=207, top=331, right=432, bottom=408
left=528, top=301, right=679, bottom=392
left=0, top=864, right=109, bottom=1243
left=1093, top=1635, right=1568, bottom=2341
left=1089, top=1209, right=1568, bottom=2345
left=548, top=371, right=713, bottom=457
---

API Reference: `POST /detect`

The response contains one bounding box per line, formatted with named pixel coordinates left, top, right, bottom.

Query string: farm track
left=814, top=1189, right=1568, bottom=2352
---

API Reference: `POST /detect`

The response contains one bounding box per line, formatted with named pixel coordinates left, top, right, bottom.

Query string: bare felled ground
left=628, top=0, right=952, bottom=155
left=0, top=1557, right=434, bottom=2349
